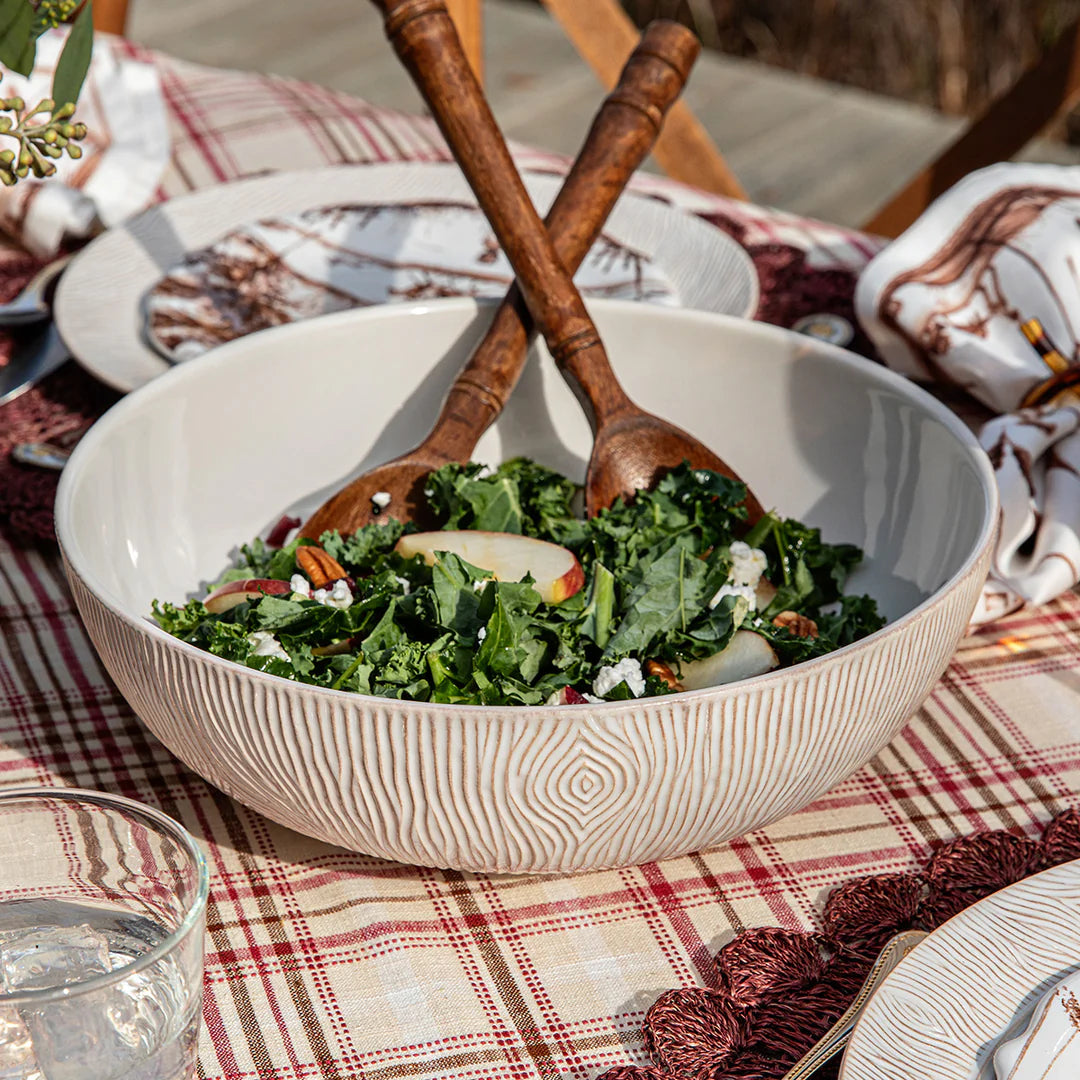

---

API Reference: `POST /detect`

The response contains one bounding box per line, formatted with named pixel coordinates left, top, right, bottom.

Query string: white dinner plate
left=54, top=162, right=758, bottom=393
left=840, top=859, right=1080, bottom=1080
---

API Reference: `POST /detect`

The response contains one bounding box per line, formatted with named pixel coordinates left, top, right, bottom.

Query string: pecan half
left=646, top=659, right=684, bottom=691
left=772, top=610, right=819, bottom=639
left=296, top=545, right=348, bottom=590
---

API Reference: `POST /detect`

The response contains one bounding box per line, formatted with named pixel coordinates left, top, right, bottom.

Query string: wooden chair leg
left=864, top=17, right=1080, bottom=238
left=91, top=0, right=131, bottom=36
left=539, top=0, right=747, bottom=201
left=446, top=0, right=483, bottom=87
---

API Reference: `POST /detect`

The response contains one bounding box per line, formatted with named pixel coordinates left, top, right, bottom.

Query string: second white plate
left=55, top=162, right=758, bottom=393
left=840, top=858, right=1080, bottom=1080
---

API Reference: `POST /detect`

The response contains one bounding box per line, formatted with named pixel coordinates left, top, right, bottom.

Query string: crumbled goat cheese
left=473, top=578, right=492, bottom=592
left=371, top=491, right=391, bottom=510
left=709, top=540, right=768, bottom=610
left=593, top=657, right=646, bottom=698
left=729, top=541, right=768, bottom=587
left=709, top=583, right=757, bottom=610
left=423, top=488, right=434, bottom=498
left=248, top=631, right=290, bottom=661
left=477, top=626, right=487, bottom=642
left=290, top=574, right=311, bottom=599
left=313, top=579, right=353, bottom=609
left=694, top=470, right=711, bottom=483
left=395, top=576, right=411, bottom=595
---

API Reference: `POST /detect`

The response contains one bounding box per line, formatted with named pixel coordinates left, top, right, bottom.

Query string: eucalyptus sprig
left=0, top=0, right=93, bottom=185
left=0, top=96, right=87, bottom=185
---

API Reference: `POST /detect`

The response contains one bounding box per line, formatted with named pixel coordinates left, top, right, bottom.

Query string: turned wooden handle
left=376, top=0, right=642, bottom=431
left=423, top=21, right=700, bottom=459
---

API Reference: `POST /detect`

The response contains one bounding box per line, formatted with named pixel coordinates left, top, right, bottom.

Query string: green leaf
left=321, top=518, right=404, bottom=568
left=51, top=1, right=93, bottom=109
left=429, top=552, right=484, bottom=639
left=378, top=639, right=430, bottom=685
left=425, top=458, right=585, bottom=545
left=475, top=581, right=545, bottom=680
left=330, top=651, right=371, bottom=692
left=252, top=595, right=342, bottom=637
left=604, top=538, right=711, bottom=659
left=0, top=0, right=37, bottom=76
left=151, top=598, right=207, bottom=636
left=578, top=562, right=615, bottom=650
left=361, top=600, right=405, bottom=663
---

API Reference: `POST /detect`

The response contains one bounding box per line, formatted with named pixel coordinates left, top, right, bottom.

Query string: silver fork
left=0, top=254, right=71, bottom=326
left=0, top=322, right=70, bottom=407
left=781, top=929, right=928, bottom=1080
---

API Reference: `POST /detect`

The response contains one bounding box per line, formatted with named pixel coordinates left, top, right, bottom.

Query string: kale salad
left=153, top=459, right=885, bottom=706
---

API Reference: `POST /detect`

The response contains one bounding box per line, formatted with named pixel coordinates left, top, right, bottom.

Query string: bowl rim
left=56, top=297, right=999, bottom=715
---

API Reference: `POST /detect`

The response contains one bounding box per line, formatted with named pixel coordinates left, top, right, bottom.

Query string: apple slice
left=756, top=578, right=777, bottom=610
left=204, top=578, right=292, bottom=614
left=546, top=686, right=591, bottom=706
left=394, top=530, right=585, bottom=604
left=678, top=630, right=779, bottom=690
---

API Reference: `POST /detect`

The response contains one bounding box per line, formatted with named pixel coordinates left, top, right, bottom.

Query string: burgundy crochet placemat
left=598, top=809, right=1080, bottom=1080
left=0, top=254, right=121, bottom=545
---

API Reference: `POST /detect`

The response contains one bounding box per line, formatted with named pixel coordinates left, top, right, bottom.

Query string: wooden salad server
left=301, top=19, right=705, bottom=539
left=369, top=0, right=765, bottom=522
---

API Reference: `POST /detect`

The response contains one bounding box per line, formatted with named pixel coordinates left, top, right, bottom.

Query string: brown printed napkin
left=856, top=163, right=1080, bottom=624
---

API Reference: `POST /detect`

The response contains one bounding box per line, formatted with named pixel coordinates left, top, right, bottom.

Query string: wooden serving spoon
left=300, top=20, right=704, bottom=539
left=372, top=0, right=765, bottom=522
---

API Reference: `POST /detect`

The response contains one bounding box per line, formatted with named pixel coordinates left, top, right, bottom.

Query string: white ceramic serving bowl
left=56, top=299, right=997, bottom=873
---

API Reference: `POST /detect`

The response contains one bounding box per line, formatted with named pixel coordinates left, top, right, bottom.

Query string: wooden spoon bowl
left=585, top=411, right=765, bottom=518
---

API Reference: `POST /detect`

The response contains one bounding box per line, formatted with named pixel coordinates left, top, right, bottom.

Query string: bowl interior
left=59, top=299, right=993, bottom=631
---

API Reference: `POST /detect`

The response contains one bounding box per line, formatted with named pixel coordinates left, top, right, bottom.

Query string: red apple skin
left=547, top=686, right=590, bottom=706
left=204, top=578, right=291, bottom=614
left=312, top=638, right=357, bottom=657
left=394, top=530, right=585, bottom=604
left=549, top=559, right=585, bottom=604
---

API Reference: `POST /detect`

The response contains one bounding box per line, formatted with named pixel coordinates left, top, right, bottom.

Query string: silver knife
left=0, top=322, right=70, bottom=406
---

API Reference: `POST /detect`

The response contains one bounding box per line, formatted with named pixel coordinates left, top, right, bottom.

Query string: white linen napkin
left=0, top=29, right=169, bottom=256
left=856, top=162, right=1080, bottom=623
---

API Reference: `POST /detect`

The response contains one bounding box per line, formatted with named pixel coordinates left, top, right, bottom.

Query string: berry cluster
left=31, top=0, right=80, bottom=34
left=0, top=96, right=87, bottom=186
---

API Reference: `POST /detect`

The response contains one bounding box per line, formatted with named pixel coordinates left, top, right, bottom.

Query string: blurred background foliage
left=620, top=0, right=1080, bottom=127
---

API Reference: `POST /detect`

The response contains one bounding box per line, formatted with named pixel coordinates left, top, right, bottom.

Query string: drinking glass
left=0, top=787, right=208, bottom=1080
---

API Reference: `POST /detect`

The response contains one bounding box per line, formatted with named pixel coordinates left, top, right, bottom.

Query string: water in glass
left=0, top=899, right=199, bottom=1080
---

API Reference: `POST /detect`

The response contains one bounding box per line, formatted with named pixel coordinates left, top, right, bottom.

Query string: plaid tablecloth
left=3, top=42, right=1080, bottom=1080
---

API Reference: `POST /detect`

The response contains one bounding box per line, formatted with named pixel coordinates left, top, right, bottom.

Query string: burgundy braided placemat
left=0, top=255, right=121, bottom=546
left=597, top=809, right=1080, bottom=1080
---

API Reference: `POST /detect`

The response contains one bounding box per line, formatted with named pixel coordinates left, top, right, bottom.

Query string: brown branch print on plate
left=142, top=201, right=678, bottom=363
